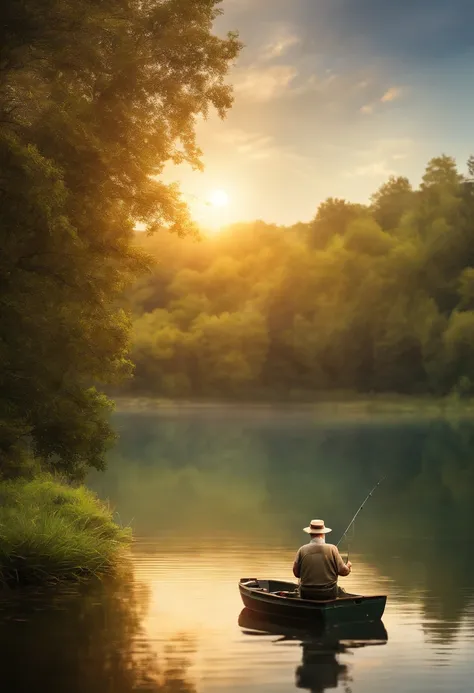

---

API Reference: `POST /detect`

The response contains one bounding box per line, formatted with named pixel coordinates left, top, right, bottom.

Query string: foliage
left=0, top=475, right=130, bottom=585
left=124, top=155, right=474, bottom=399
left=0, top=0, right=241, bottom=475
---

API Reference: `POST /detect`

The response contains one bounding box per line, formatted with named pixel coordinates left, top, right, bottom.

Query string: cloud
left=215, top=129, right=276, bottom=160
left=374, top=137, right=413, bottom=157
left=213, top=127, right=315, bottom=174
left=221, top=0, right=254, bottom=9
left=360, top=86, right=404, bottom=114
left=233, top=65, right=298, bottom=101
left=345, top=138, right=414, bottom=178
left=232, top=61, right=365, bottom=105
left=381, top=86, right=402, bottom=102
left=262, top=31, right=300, bottom=60
left=290, top=72, right=339, bottom=97
left=348, top=161, right=397, bottom=178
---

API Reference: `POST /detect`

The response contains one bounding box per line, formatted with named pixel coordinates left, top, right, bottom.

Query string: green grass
left=0, top=476, right=131, bottom=586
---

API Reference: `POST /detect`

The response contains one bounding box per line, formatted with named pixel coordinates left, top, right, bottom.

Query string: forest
left=0, top=0, right=239, bottom=476
left=0, top=0, right=239, bottom=583
left=124, top=155, right=474, bottom=400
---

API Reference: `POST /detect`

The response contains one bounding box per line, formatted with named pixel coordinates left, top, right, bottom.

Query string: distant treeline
left=124, top=155, right=474, bottom=399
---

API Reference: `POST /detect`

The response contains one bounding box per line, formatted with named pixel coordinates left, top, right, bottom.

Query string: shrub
left=0, top=476, right=130, bottom=586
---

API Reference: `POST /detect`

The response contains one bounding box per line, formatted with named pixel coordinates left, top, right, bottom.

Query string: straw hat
left=303, top=519, right=332, bottom=534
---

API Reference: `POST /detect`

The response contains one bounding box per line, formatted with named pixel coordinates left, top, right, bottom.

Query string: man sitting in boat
left=293, top=519, right=352, bottom=600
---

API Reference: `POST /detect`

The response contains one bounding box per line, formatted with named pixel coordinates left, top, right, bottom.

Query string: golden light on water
left=130, top=543, right=426, bottom=690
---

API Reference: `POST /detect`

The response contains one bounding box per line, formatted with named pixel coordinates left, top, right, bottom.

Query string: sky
left=165, top=0, right=474, bottom=228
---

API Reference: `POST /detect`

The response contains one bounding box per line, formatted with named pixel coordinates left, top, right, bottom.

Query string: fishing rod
left=336, top=477, right=385, bottom=556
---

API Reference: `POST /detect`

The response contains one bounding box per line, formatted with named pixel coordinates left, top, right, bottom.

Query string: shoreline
left=112, top=393, right=474, bottom=420
left=0, top=475, right=130, bottom=588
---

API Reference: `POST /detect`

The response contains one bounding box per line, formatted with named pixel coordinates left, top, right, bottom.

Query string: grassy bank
left=0, top=476, right=130, bottom=586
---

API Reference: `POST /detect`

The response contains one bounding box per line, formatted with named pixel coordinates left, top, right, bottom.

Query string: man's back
left=296, top=541, right=345, bottom=588
left=293, top=520, right=352, bottom=600
left=294, top=539, right=350, bottom=599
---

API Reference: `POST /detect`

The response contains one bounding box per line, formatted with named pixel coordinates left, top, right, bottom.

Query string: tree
left=421, top=155, right=463, bottom=191
left=467, top=155, right=474, bottom=179
left=458, top=268, right=474, bottom=311
left=443, top=311, right=474, bottom=394
left=131, top=309, right=192, bottom=396
left=371, top=293, right=440, bottom=393
left=344, top=218, right=393, bottom=256
left=0, top=0, right=241, bottom=476
left=307, top=198, right=367, bottom=248
left=122, top=153, right=474, bottom=401
left=412, top=156, right=469, bottom=314
left=371, top=176, right=413, bottom=231
left=190, top=310, right=269, bottom=395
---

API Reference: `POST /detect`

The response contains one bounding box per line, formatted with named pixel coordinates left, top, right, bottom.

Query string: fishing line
left=337, top=476, right=386, bottom=559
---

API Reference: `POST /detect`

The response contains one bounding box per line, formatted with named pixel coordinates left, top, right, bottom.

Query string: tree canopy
left=125, top=155, right=474, bottom=400
left=0, top=0, right=240, bottom=477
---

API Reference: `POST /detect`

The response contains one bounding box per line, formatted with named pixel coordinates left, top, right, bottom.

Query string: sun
left=209, top=189, right=229, bottom=208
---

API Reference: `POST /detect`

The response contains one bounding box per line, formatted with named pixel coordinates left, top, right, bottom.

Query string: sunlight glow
left=209, top=189, right=229, bottom=208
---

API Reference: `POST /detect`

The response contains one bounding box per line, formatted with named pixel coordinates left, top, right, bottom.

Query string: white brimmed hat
left=303, top=519, right=332, bottom=534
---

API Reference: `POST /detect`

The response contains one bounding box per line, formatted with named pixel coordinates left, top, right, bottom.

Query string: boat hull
left=239, top=579, right=386, bottom=626
left=238, top=607, right=388, bottom=643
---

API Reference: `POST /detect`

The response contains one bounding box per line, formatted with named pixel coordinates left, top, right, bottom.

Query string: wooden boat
left=239, top=578, right=387, bottom=626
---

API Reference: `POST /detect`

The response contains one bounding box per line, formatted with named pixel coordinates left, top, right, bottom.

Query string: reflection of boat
left=239, top=608, right=388, bottom=693
left=239, top=578, right=387, bottom=626
left=238, top=607, right=388, bottom=643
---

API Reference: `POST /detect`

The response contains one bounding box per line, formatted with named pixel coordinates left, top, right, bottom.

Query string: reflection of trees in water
left=90, top=412, right=274, bottom=535
left=0, top=569, right=196, bottom=693
left=91, top=412, right=474, bottom=639
left=356, top=421, right=474, bottom=644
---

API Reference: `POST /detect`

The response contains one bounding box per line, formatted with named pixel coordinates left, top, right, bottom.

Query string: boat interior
left=240, top=578, right=372, bottom=603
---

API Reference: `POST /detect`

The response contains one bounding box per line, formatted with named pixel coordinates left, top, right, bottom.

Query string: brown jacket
left=293, top=541, right=350, bottom=589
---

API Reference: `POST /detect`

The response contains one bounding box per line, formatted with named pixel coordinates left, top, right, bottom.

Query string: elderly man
left=293, top=519, right=352, bottom=600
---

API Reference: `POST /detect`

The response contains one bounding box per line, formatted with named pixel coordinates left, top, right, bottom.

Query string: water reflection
left=95, top=412, right=474, bottom=537
left=89, top=409, right=474, bottom=632
left=0, top=573, right=197, bottom=693
left=239, top=608, right=387, bottom=693
left=26, top=407, right=474, bottom=693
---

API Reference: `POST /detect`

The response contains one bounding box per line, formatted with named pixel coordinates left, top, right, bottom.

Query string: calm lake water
left=2, top=406, right=474, bottom=692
